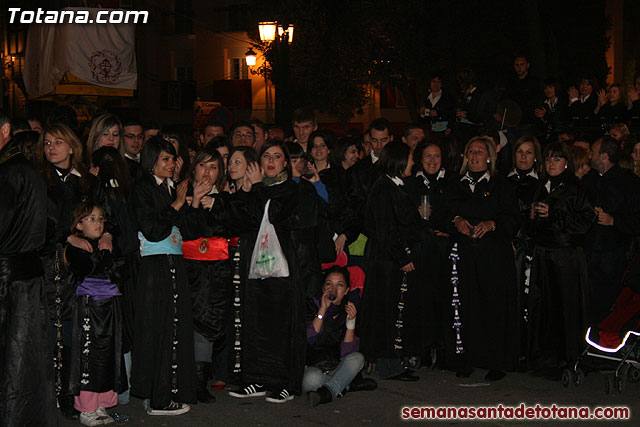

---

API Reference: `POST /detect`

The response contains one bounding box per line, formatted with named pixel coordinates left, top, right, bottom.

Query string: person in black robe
left=319, top=136, right=362, bottom=262
left=445, top=136, right=521, bottom=381
left=35, top=123, right=95, bottom=419
left=180, top=148, right=231, bottom=403
left=0, top=119, right=57, bottom=427
left=285, top=141, right=327, bottom=297
left=89, top=146, right=139, bottom=406
left=505, top=136, right=542, bottom=368
left=345, top=120, right=393, bottom=269
left=65, top=202, right=124, bottom=424
left=360, top=142, right=438, bottom=380
left=227, top=139, right=305, bottom=403
left=421, top=74, right=456, bottom=133
left=453, top=69, right=485, bottom=145
left=527, top=142, right=595, bottom=379
left=130, top=137, right=208, bottom=415
left=403, top=140, right=455, bottom=367
left=534, top=80, right=568, bottom=144
left=567, top=76, right=599, bottom=131
left=594, top=84, right=629, bottom=129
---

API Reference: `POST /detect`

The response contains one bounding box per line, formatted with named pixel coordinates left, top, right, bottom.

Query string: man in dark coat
left=0, top=110, right=57, bottom=426
left=586, top=137, right=640, bottom=323
left=346, top=118, right=393, bottom=231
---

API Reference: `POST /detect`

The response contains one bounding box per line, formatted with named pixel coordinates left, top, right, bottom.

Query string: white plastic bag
left=248, top=199, right=290, bottom=279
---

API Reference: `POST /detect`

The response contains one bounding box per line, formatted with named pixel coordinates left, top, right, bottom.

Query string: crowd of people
left=2, top=54, right=640, bottom=427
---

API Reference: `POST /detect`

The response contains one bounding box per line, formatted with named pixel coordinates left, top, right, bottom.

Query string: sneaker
left=95, top=407, right=115, bottom=424
left=228, top=383, right=266, bottom=398
left=79, top=410, right=109, bottom=426
left=265, top=388, right=294, bottom=403
left=146, top=401, right=191, bottom=416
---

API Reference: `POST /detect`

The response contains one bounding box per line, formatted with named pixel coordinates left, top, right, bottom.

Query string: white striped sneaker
left=265, top=388, right=294, bottom=403
left=228, top=383, right=266, bottom=398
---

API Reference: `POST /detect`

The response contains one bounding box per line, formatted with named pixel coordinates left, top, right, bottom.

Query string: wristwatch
left=316, top=314, right=323, bottom=320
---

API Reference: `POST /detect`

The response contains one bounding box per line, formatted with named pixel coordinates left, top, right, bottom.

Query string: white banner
left=24, top=7, right=137, bottom=98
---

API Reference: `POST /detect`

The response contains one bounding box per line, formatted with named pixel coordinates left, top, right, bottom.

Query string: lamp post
left=246, top=21, right=294, bottom=126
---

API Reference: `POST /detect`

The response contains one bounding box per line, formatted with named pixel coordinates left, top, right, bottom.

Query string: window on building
left=176, top=66, right=193, bottom=81
left=228, top=58, right=248, bottom=80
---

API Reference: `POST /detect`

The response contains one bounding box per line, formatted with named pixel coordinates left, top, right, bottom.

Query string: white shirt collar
left=507, top=168, right=538, bottom=179
left=416, top=169, right=446, bottom=187
left=461, top=171, right=490, bottom=192
left=153, top=175, right=175, bottom=194
left=371, top=151, right=379, bottom=164
left=55, top=167, right=81, bottom=182
left=428, top=91, right=442, bottom=106
left=580, top=93, right=591, bottom=103
left=387, top=175, right=404, bottom=186
left=125, top=153, right=141, bottom=162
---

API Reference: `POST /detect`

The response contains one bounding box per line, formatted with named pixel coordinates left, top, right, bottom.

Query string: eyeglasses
left=125, top=133, right=145, bottom=140
left=81, top=216, right=105, bottom=223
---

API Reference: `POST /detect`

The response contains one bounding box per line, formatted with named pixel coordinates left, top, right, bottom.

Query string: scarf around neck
left=262, top=170, right=289, bottom=186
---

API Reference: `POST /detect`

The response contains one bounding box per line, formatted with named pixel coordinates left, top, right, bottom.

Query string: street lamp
left=254, top=21, right=294, bottom=126
left=244, top=48, right=257, bottom=66
left=258, top=22, right=277, bottom=43
left=277, top=24, right=294, bottom=44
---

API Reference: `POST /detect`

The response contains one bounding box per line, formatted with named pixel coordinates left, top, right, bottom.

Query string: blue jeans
left=302, top=352, right=364, bottom=397
left=194, top=330, right=213, bottom=362
left=117, top=351, right=132, bottom=404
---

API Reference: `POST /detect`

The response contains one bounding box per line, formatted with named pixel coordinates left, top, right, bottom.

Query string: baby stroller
left=562, top=254, right=640, bottom=394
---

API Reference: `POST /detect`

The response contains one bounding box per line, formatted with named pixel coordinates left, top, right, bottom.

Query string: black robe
left=129, top=175, right=197, bottom=408
left=443, top=172, right=521, bottom=372
left=527, top=172, right=595, bottom=368
left=66, top=241, right=124, bottom=395
left=506, top=168, right=539, bottom=364
left=403, top=170, right=458, bottom=359
left=596, top=102, right=629, bottom=127
left=345, top=156, right=379, bottom=231
left=41, top=167, right=92, bottom=324
left=318, top=166, right=360, bottom=257
left=0, top=141, right=57, bottom=427
left=360, top=176, right=439, bottom=360
left=180, top=192, right=232, bottom=351
left=89, top=180, right=139, bottom=353
left=567, top=95, right=598, bottom=131
left=230, top=180, right=306, bottom=394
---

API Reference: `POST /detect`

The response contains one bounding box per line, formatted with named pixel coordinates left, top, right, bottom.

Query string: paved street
left=58, top=365, right=638, bottom=426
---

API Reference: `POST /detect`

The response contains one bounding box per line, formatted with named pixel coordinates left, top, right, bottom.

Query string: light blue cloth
left=139, top=226, right=183, bottom=257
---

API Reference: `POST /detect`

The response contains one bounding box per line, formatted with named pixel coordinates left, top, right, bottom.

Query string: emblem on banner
left=199, top=238, right=209, bottom=254
left=89, top=50, right=122, bottom=84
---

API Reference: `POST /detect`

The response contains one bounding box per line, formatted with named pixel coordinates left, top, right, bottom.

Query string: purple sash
left=76, top=277, right=121, bottom=300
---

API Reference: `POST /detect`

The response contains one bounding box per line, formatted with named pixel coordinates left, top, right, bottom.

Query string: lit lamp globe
left=245, top=48, right=257, bottom=66
left=277, top=24, right=294, bottom=43
left=258, top=22, right=277, bottom=43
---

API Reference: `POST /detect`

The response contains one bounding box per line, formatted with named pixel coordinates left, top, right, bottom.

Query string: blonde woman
left=86, top=113, right=124, bottom=163
left=443, top=136, right=521, bottom=381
